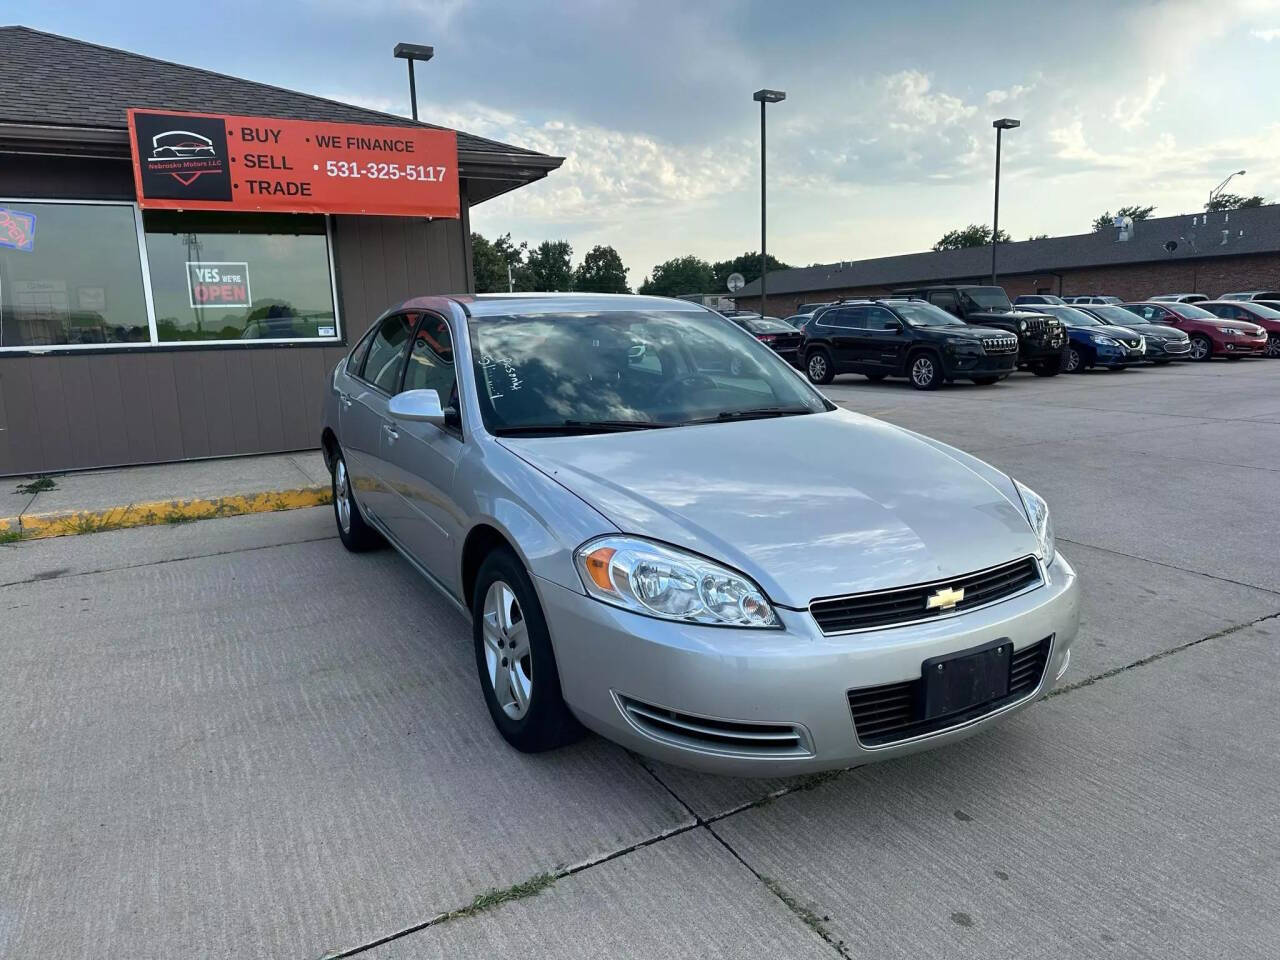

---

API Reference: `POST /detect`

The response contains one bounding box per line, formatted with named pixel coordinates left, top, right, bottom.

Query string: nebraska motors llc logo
left=133, top=111, right=233, bottom=202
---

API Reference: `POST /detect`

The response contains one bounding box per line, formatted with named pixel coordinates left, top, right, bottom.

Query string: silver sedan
left=321, top=294, right=1080, bottom=777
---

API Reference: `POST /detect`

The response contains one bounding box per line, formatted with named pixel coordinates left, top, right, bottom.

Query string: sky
left=15, top=0, right=1280, bottom=286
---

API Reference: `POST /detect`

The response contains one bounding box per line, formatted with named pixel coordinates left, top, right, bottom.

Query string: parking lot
left=4, top=358, right=1279, bottom=959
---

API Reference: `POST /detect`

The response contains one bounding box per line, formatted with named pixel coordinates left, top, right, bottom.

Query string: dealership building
left=0, top=26, right=561, bottom=477
left=735, top=205, right=1280, bottom=317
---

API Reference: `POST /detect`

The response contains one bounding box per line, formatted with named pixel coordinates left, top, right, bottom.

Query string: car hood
left=498, top=409, right=1039, bottom=609
left=1120, top=322, right=1186, bottom=339
left=929, top=324, right=1010, bottom=340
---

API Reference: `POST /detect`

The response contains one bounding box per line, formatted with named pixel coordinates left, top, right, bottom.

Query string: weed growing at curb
left=0, top=529, right=25, bottom=544
left=67, top=514, right=125, bottom=536
left=15, top=476, right=56, bottom=495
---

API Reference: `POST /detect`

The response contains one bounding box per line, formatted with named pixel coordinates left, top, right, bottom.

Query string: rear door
left=342, top=312, right=416, bottom=527
left=820, top=307, right=865, bottom=369
left=378, top=312, right=468, bottom=590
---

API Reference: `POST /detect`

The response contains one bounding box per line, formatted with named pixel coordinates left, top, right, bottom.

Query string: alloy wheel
left=334, top=458, right=352, bottom=534
left=808, top=354, right=827, bottom=382
left=1190, top=337, right=1211, bottom=361
left=482, top=580, right=533, bottom=720
left=1065, top=348, right=1081, bottom=373
left=1268, top=335, right=1280, bottom=358
left=911, top=356, right=936, bottom=388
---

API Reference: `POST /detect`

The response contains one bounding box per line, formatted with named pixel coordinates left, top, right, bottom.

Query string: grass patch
left=0, top=528, right=25, bottom=544
left=66, top=513, right=125, bottom=536
left=439, top=872, right=555, bottom=923
left=15, top=476, right=56, bottom=495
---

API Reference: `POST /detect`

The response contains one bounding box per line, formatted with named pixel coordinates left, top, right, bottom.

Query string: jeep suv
left=802, top=298, right=1018, bottom=390
left=893, top=285, right=1068, bottom=376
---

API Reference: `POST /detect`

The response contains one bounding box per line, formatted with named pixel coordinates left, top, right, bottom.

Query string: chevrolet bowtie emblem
left=926, top=586, right=965, bottom=611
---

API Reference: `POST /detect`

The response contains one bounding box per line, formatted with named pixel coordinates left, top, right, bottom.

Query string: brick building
left=734, top=205, right=1280, bottom=316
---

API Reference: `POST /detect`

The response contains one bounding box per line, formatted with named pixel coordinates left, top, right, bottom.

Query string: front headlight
left=1090, top=334, right=1119, bottom=346
left=1218, top=326, right=1241, bottom=336
left=574, top=535, right=779, bottom=627
left=1014, top=480, right=1055, bottom=564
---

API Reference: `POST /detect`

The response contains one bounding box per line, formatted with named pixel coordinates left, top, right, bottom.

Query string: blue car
left=1035, top=304, right=1146, bottom=372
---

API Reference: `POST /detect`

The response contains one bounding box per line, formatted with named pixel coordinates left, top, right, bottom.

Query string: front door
left=378, top=312, right=468, bottom=593
left=856, top=305, right=907, bottom=371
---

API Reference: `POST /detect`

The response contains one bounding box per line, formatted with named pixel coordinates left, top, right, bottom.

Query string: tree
left=710, top=252, right=793, bottom=292
left=1027, top=233, right=1049, bottom=241
left=471, top=233, right=506, bottom=293
left=516, top=240, right=573, bottom=291
left=1093, top=204, right=1156, bottom=232
left=1205, top=193, right=1265, bottom=212
left=573, top=244, right=630, bottom=293
left=932, top=225, right=1010, bottom=251
left=638, top=255, right=715, bottom=297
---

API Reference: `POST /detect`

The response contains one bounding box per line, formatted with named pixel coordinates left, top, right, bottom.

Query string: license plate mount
left=921, top=638, right=1011, bottom=720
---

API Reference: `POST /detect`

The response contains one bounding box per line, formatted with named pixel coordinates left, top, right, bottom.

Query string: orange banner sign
left=127, top=108, right=460, bottom=218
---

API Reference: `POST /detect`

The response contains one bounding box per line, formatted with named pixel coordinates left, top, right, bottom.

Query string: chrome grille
left=810, top=556, right=1042, bottom=634
left=981, top=336, right=1018, bottom=354
left=616, top=694, right=812, bottom=758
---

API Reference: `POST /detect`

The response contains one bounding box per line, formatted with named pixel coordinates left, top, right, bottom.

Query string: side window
left=403, top=313, right=459, bottom=409
left=826, top=307, right=863, bottom=329
left=929, top=291, right=960, bottom=314
left=864, top=306, right=899, bottom=331
left=347, top=325, right=377, bottom=375
left=360, top=312, right=417, bottom=393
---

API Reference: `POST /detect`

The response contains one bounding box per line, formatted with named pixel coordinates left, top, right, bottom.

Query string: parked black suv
left=802, top=298, right=1018, bottom=390
left=893, top=284, right=1068, bottom=376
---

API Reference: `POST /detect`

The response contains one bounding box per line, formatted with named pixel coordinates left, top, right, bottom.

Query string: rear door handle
left=339, top=392, right=353, bottom=409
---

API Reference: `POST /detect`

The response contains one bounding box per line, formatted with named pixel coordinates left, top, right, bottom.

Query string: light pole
left=1209, top=169, right=1246, bottom=210
left=393, top=42, right=435, bottom=121
left=753, top=89, right=786, bottom=317
left=991, top=117, right=1020, bottom=286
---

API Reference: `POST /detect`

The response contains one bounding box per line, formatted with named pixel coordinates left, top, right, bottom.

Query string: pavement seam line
left=0, top=532, right=339, bottom=589
left=318, top=819, right=703, bottom=960
left=0, top=486, right=332, bottom=540
left=1046, top=606, right=1280, bottom=699
left=1056, top=537, right=1280, bottom=596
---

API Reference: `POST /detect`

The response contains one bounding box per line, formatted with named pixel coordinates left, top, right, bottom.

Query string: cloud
left=985, top=82, right=1035, bottom=106
left=1252, top=27, right=1280, bottom=39
left=881, top=71, right=977, bottom=131
left=1112, top=73, right=1167, bottom=131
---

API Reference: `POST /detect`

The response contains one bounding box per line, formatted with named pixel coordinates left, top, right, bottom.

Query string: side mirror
left=389, top=388, right=446, bottom=427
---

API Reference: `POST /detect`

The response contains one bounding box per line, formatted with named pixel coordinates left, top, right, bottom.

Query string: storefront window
left=0, top=201, right=150, bottom=347
left=143, top=211, right=337, bottom=342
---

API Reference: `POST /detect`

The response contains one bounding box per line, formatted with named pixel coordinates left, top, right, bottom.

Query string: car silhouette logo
left=150, top=130, right=216, bottom=160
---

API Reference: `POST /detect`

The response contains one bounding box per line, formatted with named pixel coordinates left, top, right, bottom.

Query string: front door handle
left=382, top=423, right=399, bottom=443
left=339, top=392, right=353, bottom=409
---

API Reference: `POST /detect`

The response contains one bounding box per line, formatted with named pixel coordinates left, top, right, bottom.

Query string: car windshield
left=467, top=309, right=829, bottom=434
left=960, top=287, right=1014, bottom=311
left=1089, top=305, right=1145, bottom=325
left=1172, top=304, right=1217, bottom=319
left=892, top=301, right=965, bottom=326
left=1041, top=305, right=1103, bottom=326
left=740, top=317, right=794, bottom=334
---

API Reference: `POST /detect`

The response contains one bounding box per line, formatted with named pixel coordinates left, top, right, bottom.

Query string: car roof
left=396, top=292, right=711, bottom=318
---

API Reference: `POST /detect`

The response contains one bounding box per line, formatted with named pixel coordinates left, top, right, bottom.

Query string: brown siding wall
left=0, top=159, right=473, bottom=476
left=737, top=251, right=1280, bottom=316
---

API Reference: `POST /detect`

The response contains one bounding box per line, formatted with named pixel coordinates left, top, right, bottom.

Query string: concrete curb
left=0, top=486, right=332, bottom=541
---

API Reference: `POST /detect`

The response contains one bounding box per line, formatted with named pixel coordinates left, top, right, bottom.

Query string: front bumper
left=1219, top=335, right=1268, bottom=355
left=538, top=552, right=1081, bottom=777
left=943, top=352, right=1017, bottom=377
left=1092, top=342, right=1145, bottom=367
left=1145, top=339, right=1191, bottom=359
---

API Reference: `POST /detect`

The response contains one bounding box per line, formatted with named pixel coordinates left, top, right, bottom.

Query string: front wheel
left=1064, top=346, right=1084, bottom=373
left=908, top=352, right=942, bottom=391
left=331, top=451, right=382, bottom=552
left=1031, top=355, right=1063, bottom=377
left=1267, top=335, right=1280, bottom=358
left=473, top=548, right=583, bottom=753
left=1189, top=334, right=1212, bottom=361
left=806, top=350, right=834, bottom=385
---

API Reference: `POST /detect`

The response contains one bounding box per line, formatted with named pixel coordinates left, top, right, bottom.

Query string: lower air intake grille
left=847, top=636, right=1053, bottom=747
left=616, top=695, right=812, bottom=758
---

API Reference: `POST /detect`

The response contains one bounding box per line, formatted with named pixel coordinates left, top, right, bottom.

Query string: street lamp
left=753, top=88, right=786, bottom=316
left=991, top=117, right=1020, bottom=285
left=393, top=42, right=435, bottom=122
left=1209, top=169, right=1246, bottom=209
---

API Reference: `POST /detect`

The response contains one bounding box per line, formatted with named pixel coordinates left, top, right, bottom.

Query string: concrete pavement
left=2, top=359, right=1278, bottom=958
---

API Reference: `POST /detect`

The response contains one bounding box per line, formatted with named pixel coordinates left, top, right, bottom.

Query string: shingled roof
left=0, top=26, right=562, bottom=200
left=739, top=204, right=1280, bottom=297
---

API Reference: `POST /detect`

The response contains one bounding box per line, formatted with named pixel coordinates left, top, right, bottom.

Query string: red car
left=1122, top=302, right=1267, bottom=361
left=1201, top=301, right=1280, bottom=358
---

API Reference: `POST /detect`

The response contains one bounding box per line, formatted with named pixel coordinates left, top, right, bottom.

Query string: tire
left=908, top=351, right=942, bottom=390
left=865, top=372, right=888, bottom=382
left=1268, top=335, right=1280, bottom=359
left=1031, top=355, right=1063, bottom=377
left=1064, top=346, right=1084, bottom=374
left=472, top=547, right=583, bottom=753
left=331, top=450, right=383, bottom=552
left=971, top=376, right=1000, bottom=386
left=1189, top=334, right=1212, bottom=361
left=806, top=349, right=834, bottom=385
